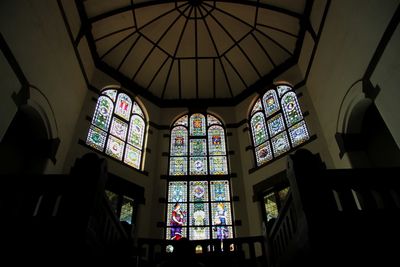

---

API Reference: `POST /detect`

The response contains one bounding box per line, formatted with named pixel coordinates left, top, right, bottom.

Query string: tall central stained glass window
left=166, top=113, right=234, bottom=240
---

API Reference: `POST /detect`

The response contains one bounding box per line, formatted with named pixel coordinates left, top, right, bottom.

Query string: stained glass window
left=249, top=83, right=309, bottom=166
left=167, top=113, right=234, bottom=240
left=120, top=196, right=134, bottom=224
left=86, top=87, right=147, bottom=170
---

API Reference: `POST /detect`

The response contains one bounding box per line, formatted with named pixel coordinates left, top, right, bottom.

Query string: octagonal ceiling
left=78, top=0, right=310, bottom=106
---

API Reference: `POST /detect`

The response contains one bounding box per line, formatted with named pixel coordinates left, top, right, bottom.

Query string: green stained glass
left=282, top=92, right=303, bottom=127
left=267, top=113, right=285, bottom=137
left=207, top=114, right=222, bottom=126
left=289, top=120, right=309, bottom=147
left=251, top=112, right=268, bottom=146
left=190, top=157, right=208, bottom=175
left=190, top=113, right=206, bottom=136
left=251, top=98, right=263, bottom=115
left=105, top=135, right=125, bottom=160
left=263, top=90, right=280, bottom=117
left=190, top=181, right=208, bottom=202
left=168, top=181, right=187, bottom=203
left=277, top=85, right=291, bottom=98
left=208, top=126, right=226, bottom=155
left=171, top=126, right=188, bottom=156
left=102, top=89, right=117, bottom=102
left=124, top=144, right=141, bottom=169
left=120, top=196, right=134, bottom=224
left=93, top=96, right=113, bottom=131
left=169, top=157, right=188, bottom=176
left=128, top=115, right=145, bottom=149
left=255, top=142, right=272, bottom=166
left=190, top=139, right=207, bottom=156
left=210, top=181, right=230, bottom=201
left=189, top=202, right=210, bottom=226
left=110, top=117, right=128, bottom=141
left=86, top=125, right=107, bottom=151
left=209, top=156, right=228, bottom=175
left=115, top=93, right=132, bottom=121
left=271, top=132, right=290, bottom=157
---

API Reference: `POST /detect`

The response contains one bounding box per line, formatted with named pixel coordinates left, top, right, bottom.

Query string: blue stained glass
left=190, top=113, right=206, bottom=136
left=282, top=92, right=303, bottom=127
left=210, top=181, right=230, bottom=201
left=271, top=132, right=290, bottom=157
left=267, top=113, right=285, bottom=137
left=190, top=181, right=208, bottom=202
left=92, top=96, right=113, bottom=131
left=263, top=90, right=280, bottom=117
left=169, top=157, right=188, bottom=176
left=289, top=120, right=309, bottom=147
left=190, top=157, right=208, bottom=175
left=251, top=112, right=268, bottom=146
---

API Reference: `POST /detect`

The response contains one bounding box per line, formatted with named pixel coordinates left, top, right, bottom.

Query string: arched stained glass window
left=86, top=87, right=147, bottom=170
left=249, top=83, right=310, bottom=166
left=166, top=113, right=234, bottom=241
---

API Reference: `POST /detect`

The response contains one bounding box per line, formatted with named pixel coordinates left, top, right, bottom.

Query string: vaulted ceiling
left=78, top=0, right=311, bottom=107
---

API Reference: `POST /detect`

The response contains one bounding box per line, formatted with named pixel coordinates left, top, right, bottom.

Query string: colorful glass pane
left=92, top=96, right=113, bottom=131
left=169, top=157, right=188, bottom=176
left=110, top=117, right=128, bottom=141
left=166, top=227, right=187, bottom=240
left=190, top=227, right=210, bottom=240
left=128, top=115, right=145, bottom=149
left=190, top=113, right=206, bottom=136
left=212, top=226, right=233, bottom=239
left=207, top=114, right=222, bottom=126
left=271, top=132, right=290, bottom=157
left=86, top=125, right=107, bottom=151
left=190, top=139, right=207, bottom=156
left=209, top=156, right=228, bottom=175
left=189, top=157, right=208, bottom=175
left=277, top=85, right=291, bottom=98
left=282, top=92, right=303, bottom=127
left=124, top=144, right=141, bottom=169
left=170, top=126, right=188, bottom=156
left=174, top=115, right=188, bottom=127
left=189, top=203, right=210, bottom=226
left=102, top=89, right=117, bottom=102
left=262, top=90, right=280, bottom=117
left=168, top=181, right=188, bottom=203
left=251, top=98, right=263, bottom=115
left=105, top=135, right=125, bottom=160
left=208, top=126, right=226, bottom=155
left=211, top=202, right=232, bottom=226
left=132, top=101, right=144, bottom=117
left=289, top=120, right=309, bottom=147
left=190, top=181, right=208, bottom=202
left=210, top=181, right=230, bottom=201
left=251, top=112, right=268, bottom=147
left=114, top=93, right=132, bottom=121
left=120, top=196, right=134, bottom=224
left=255, top=142, right=273, bottom=166
left=167, top=203, right=187, bottom=226
left=267, top=113, right=285, bottom=137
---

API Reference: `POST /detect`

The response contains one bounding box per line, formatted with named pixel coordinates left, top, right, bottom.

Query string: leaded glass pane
left=289, top=120, right=309, bottom=147
left=208, top=126, right=226, bottom=155
left=190, top=157, right=208, bottom=175
left=190, top=227, right=210, bottom=240
left=169, top=157, right=188, bottom=176
left=255, top=142, right=272, bottom=166
left=86, top=125, right=107, bottom=151
left=263, top=90, right=280, bottom=117
left=190, top=113, right=206, bottom=136
left=167, top=203, right=187, bottom=226
left=128, top=115, right=145, bottom=149
left=166, top=227, right=187, bottom=240
left=190, top=181, right=209, bottom=202
left=174, top=115, right=188, bottom=127
left=271, top=132, right=290, bottom=157
left=114, top=93, right=132, bottom=121
left=124, top=144, right=141, bottom=169
left=106, top=135, right=125, bottom=160
left=190, top=203, right=210, bottom=225
left=277, top=85, right=291, bottom=98
left=102, top=89, right=117, bottom=102
left=211, top=202, right=232, bottom=225
left=190, top=139, right=207, bottom=156
left=251, top=112, right=268, bottom=147
left=110, top=117, right=128, bottom=141
left=282, top=92, right=303, bottom=127
left=207, top=114, right=222, bottom=126
left=120, top=196, right=133, bottom=224
left=212, top=226, right=233, bottom=239
left=264, top=193, right=278, bottom=221
left=251, top=98, right=263, bottom=115
left=267, top=113, right=285, bottom=137
left=92, top=96, right=113, bottom=131
left=170, top=126, right=188, bottom=156
left=168, top=181, right=188, bottom=203
left=132, top=101, right=144, bottom=117
left=209, top=156, right=228, bottom=175
left=210, top=181, right=230, bottom=201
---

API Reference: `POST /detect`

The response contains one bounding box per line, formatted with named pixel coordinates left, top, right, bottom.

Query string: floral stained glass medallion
left=106, top=135, right=125, bottom=160
left=289, top=121, right=309, bottom=147
left=110, top=117, right=128, bottom=141
left=190, top=139, right=207, bottom=156
left=190, top=181, right=208, bottom=202
left=87, top=126, right=107, bottom=150
left=190, top=157, right=208, bottom=175
left=271, top=132, right=290, bottom=157
left=267, top=113, right=285, bottom=137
